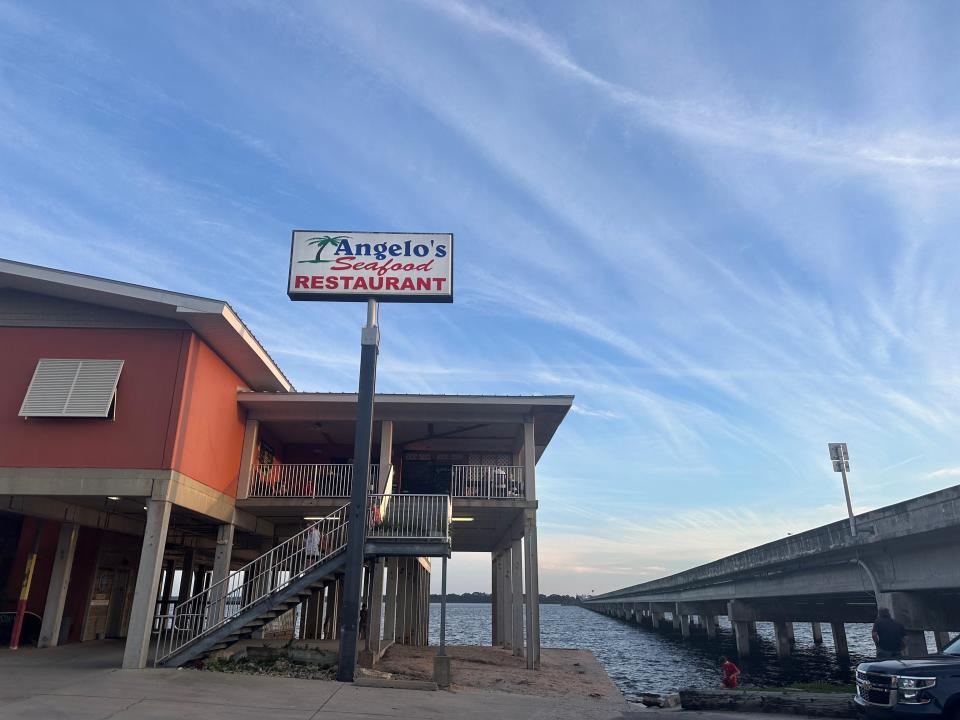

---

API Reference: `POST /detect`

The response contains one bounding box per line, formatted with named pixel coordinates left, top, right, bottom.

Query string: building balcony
left=450, top=465, right=524, bottom=499
left=246, top=463, right=525, bottom=501
left=248, top=463, right=382, bottom=498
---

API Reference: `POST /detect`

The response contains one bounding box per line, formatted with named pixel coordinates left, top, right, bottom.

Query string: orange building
left=0, top=259, right=571, bottom=672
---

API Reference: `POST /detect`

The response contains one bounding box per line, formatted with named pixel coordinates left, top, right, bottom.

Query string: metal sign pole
left=839, top=462, right=856, bottom=537
left=828, top=443, right=856, bottom=538
left=337, top=299, right=379, bottom=682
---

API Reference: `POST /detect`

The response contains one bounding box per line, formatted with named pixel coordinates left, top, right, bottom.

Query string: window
left=19, top=359, right=124, bottom=418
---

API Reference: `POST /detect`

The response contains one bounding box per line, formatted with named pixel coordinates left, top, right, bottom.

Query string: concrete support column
left=773, top=621, right=792, bottom=658
left=395, top=562, right=409, bottom=644
left=831, top=622, right=849, bottom=661
left=179, top=548, right=196, bottom=601
left=378, top=421, right=393, bottom=492
left=678, top=606, right=691, bottom=639
left=325, top=579, right=340, bottom=640
left=879, top=592, right=934, bottom=657
left=304, top=589, right=322, bottom=640
left=159, top=558, right=176, bottom=622
left=704, top=615, right=718, bottom=640
left=748, top=621, right=758, bottom=639
left=733, top=621, right=751, bottom=657
left=383, top=557, right=399, bottom=645
left=785, top=621, right=795, bottom=644
left=366, top=560, right=385, bottom=655
left=523, top=509, right=541, bottom=669
left=38, top=522, right=79, bottom=648
left=651, top=611, right=663, bottom=629
left=236, top=418, right=260, bottom=499
left=404, top=561, right=417, bottom=644
left=672, top=612, right=682, bottom=631
left=122, top=499, right=172, bottom=669
left=511, top=537, right=524, bottom=657
left=935, top=632, right=952, bottom=653
left=811, top=622, right=823, bottom=645
left=903, top=630, right=928, bottom=657
left=491, top=553, right=499, bottom=645
left=208, top=523, right=235, bottom=627
left=501, top=548, right=513, bottom=649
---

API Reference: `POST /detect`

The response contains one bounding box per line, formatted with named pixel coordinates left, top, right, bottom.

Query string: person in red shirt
left=720, top=656, right=741, bottom=688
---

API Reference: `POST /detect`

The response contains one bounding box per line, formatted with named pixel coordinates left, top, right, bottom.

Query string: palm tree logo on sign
left=299, top=235, right=349, bottom=263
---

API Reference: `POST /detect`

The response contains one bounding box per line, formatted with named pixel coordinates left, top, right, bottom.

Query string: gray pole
left=439, top=554, right=448, bottom=656
left=839, top=463, right=857, bottom=537
left=337, top=300, right=379, bottom=682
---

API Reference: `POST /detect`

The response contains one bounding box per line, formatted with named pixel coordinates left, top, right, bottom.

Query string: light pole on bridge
left=827, top=442, right=856, bottom=537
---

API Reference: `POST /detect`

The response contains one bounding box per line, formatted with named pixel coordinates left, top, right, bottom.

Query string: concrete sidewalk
left=0, top=642, right=794, bottom=720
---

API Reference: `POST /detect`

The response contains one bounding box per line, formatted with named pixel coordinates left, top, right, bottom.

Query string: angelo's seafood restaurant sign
left=288, top=230, right=453, bottom=303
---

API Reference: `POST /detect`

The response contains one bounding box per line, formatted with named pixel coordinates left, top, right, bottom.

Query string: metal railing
left=450, top=465, right=524, bottom=498
left=367, top=493, right=451, bottom=541
left=154, top=502, right=349, bottom=665
left=249, top=463, right=383, bottom=498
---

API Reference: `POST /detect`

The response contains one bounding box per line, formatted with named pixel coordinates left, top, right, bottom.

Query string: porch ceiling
left=237, top=393, right=572, bottom=459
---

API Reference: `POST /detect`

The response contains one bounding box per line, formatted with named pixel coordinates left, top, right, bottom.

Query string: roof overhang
left=0, top=258, right=291, bottom=392
left=237, top=392, right=573, bottom=460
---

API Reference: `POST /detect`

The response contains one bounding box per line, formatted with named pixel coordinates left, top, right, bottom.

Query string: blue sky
left=2, top=1, right=960, bottom=595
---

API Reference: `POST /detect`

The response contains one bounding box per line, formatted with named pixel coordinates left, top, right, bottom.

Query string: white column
left=500, top=550, right=512, bottom=648
left=123, top=499, right=172, bottom=669
left=511, top=537, right=524, bottom=656
left=365, top=560, right=385, bottom=655
left=523, top=511, right=541, bottom=669
left=382, top=557, right=399, bottom=644
left=236, top=418, right=260, bottom=499
left=378, top=420, right=394, bottom=493
left=491, top=553, right=499, bottom=645
left=522, top=419, right=540, bottom=669
left=38, top=522, right=79, bottom=648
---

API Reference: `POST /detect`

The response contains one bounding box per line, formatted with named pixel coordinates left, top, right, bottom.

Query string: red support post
left=10, top=521, right=44, bottom=650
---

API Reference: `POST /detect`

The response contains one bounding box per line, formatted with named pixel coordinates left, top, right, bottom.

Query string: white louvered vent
left=19, top=359, right=124, bottom=418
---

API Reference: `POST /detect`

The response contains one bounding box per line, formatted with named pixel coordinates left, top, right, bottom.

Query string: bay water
left=427, top=603, right=937, bottom=701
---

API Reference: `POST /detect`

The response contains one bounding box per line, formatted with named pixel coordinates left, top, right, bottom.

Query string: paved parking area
left=0, top=641, right=642, bottom=719
left=0, top=641, right=804, bottom=720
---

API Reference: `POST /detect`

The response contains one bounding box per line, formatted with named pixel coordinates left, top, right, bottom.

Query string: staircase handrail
left=154, top=502, right=350, bottom=665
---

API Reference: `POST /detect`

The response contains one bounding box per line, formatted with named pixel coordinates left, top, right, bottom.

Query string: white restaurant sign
left=288, top=230, right=453, bottom=303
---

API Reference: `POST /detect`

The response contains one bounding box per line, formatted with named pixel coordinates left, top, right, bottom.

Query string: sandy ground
left=376, top=644, right=625, bottom=701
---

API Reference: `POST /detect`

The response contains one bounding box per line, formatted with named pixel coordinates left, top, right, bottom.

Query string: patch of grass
left=201, top=655, right=336, bottom=680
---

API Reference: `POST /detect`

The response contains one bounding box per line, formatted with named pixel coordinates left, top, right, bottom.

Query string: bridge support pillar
left=728, top=600, right=753, bottom=658
left=651, top=611, right=663, bottom=629
left=811, top=622, right=823, bottom=645
left=903, top=630, right=927, bottom=656
left=679, top=612, right=691, bottom=639
left=733, top=621, right=751, bottom=657
left=935, top=632, right=952, bottom=652
left=704, top=615, right=717, bottom=639
left=785, top=621, right=795, bottom=644
left=830, top=622, right=848, bottom=662
left=773, top=621, right=792, bottom=658
left=672, top=613, right=681, bottom=631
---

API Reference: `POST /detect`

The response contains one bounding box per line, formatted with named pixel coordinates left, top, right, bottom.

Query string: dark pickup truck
left=855, top=638, right=960, bottom=720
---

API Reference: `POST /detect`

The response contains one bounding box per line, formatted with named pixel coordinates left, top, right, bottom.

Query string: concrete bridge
left=584, top=484, right=960, bottom=660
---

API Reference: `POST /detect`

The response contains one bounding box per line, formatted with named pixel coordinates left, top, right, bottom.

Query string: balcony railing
left=450, top=465, right=525, bottom=499
left=367, top=493, right=451, bottom=542
left=249, top=463, right=382, bottom=498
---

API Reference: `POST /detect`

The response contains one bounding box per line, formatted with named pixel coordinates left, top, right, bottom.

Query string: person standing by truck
left=872, top=607, right=906, bottom=659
